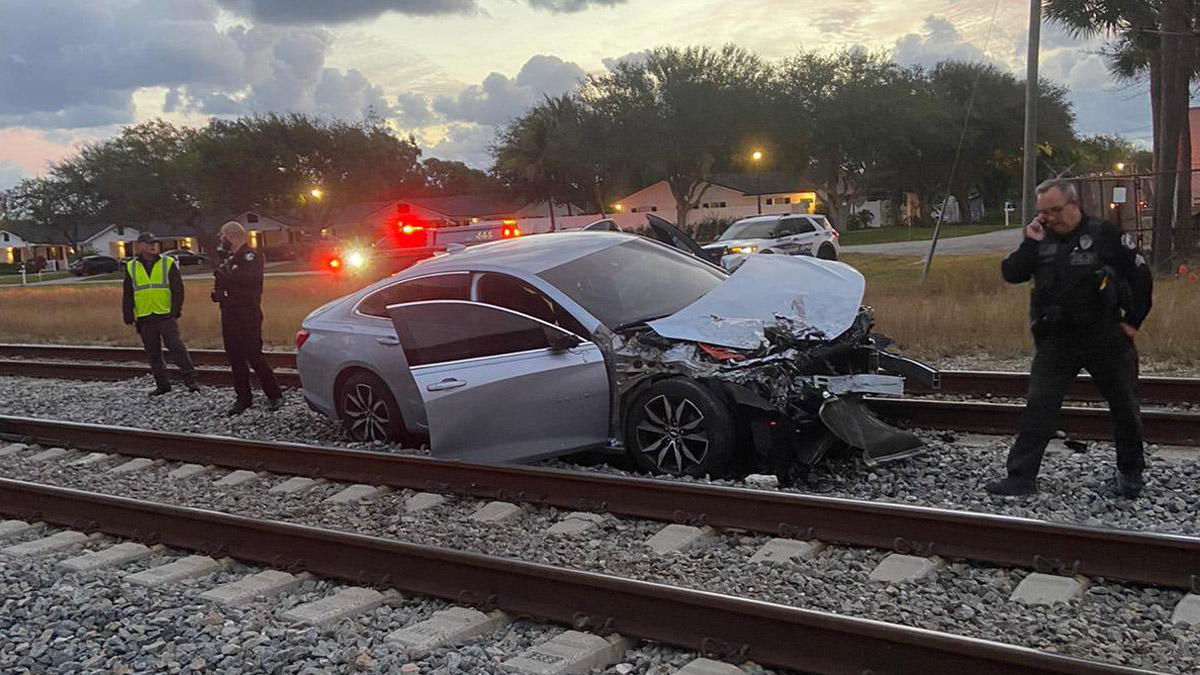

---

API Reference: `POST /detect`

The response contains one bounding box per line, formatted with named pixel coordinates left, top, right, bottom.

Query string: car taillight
left=502, top=227, right=521, bottom=238
left=295, top=329, right=311, bottom=350
left=830, top=228, right=840, bottom=238
left=327, top=257, right=343, bottom=270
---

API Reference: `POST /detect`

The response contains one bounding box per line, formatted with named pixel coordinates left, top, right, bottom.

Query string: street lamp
left=1115, top=162, right=1126, bottom=173
left=751, top=150, right=764, bottom=214
left=310, top=187, right=323, bottom=200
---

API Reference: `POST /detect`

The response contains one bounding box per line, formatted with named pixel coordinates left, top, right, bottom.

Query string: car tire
left=817, top=244, right=837, bottom=260
left=338, top=371, right=405, bottom=443
left=625, top=378, right=736, bottom=477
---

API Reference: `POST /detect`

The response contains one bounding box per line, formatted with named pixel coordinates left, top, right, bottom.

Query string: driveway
left=841, top=227, right=1022, bottom=256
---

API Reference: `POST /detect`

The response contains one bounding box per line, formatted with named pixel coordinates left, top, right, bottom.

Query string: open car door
left=644, top=215, right=721, bottom=263
left=387, top=300, right=610, bottom=463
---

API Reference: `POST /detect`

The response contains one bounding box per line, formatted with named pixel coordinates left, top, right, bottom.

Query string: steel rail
left=3, top=344, right=1197, bottom=406
left=3, top=358, right=1197, bottom=445
left=2, top=415, right=1197, bottom=591
left=928, top=370, right=1200, bottom=407
left=0, top=478, right=1155, bottom=675
left=0, top=359, right=300, bottom=389
left=0, top=343, right=294, bottom=369
left=865, top=398, right=1200, bottom=447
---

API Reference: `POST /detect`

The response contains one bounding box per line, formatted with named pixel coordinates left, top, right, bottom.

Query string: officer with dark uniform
left=122, top=232, right=201, bottom=396
left=986, top=178, right=1153, bottom=498
left=212, top=221, right=283, bottom=416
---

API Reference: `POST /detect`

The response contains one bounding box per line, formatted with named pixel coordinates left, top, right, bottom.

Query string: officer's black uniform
left=212, top=243, right=282, bottom=410
left=995, top=214, right=1153, bottom=494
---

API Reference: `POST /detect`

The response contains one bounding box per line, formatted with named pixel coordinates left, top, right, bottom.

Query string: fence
left=1070, top=172, right=1200, bottom=260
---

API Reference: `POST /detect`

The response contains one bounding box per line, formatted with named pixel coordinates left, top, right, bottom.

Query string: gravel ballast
left=3, top=451, right=1198, bottom=673
left=1, top=375, right=1197, bottom=536
left=0, top=529, right=721, bottom=675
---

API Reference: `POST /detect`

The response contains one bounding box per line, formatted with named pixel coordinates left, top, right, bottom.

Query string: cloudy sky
left=0, top=0, right=1153, bottom=190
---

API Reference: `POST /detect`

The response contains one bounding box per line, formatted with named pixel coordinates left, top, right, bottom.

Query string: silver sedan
left=296, top=230, right=935, bottom=479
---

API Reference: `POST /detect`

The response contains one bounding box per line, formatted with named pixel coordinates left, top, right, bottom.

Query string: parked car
left=70, top=255, right=121, bottom=276
left=703, top=214, right=839, bottom=261
left=297, top=223, right=937, bottom=480
left=163, top=249, right=206, bottom=266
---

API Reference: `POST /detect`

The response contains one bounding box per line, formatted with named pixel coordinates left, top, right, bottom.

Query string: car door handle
left=376, top=336, right=400, bottom=346
left=426, top=378, right=467, bottom=392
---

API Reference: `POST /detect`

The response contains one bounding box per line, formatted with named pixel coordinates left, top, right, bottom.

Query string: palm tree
left=1044, top=0, right=1195, bottom=269
left=493, top=95, right=588, bottom=231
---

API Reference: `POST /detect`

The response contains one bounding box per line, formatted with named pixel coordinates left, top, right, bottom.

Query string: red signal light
left=327, top=257, right=342, bottom=270
left=401, top=224, right=424, bottom=235
left=295, top=329, right=311, bottom=350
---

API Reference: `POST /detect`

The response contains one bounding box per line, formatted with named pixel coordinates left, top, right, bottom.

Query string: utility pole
left=1021, top=0, right=1041, bottom=224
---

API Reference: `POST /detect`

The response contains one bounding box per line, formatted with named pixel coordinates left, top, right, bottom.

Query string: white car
left=703, top=214, right=839, bottom=260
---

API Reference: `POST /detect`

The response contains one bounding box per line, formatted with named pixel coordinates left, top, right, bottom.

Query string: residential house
left=1, top=222, right=143, bottom=271
left=137, top=211, right=303, bottom=254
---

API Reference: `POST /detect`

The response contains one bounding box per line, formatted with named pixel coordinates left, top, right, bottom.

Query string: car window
left=357, top=273, right=470, bottom=318
left=538, top=238, right=725, bottom=329
left=717, top=219, right=781, bottom=241
left=393, top=301, right=551, bottom=367
left=475, top=273, right=588, bottom=336
left=781, top=217, right=816, bottom=234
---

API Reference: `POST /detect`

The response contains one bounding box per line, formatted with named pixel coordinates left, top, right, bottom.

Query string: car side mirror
left=545, top=327, right=582, bottom=351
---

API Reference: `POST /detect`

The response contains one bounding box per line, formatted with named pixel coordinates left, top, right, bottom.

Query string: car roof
left=404, top=231, right=635, bottom=276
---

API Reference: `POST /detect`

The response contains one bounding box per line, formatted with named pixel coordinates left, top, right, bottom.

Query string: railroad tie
left=748, top=538, right=825, bottom=565
left=644, top=524, right=714, bottom=556
left=500, top=631, right=631, bottom=675
left=1172, top=594, right=1200, bottom=625
left=124, top=555, right=222, bottom=587
left=671, top=658, right=746, bottom=674
left=279, top=587, right=391, bottom=629
left=868, top=554, right=943, bottom=583
left=386, top=607, right=512, bottom=658
left=200, top=570, right=308, bottom=607
left=0, top=442, right=30, bottom=457
left=0, top=519, right=44, bottom=543
left=59, top=542, right=158, bottom=572
left=27, top=447, right=70, bottom=463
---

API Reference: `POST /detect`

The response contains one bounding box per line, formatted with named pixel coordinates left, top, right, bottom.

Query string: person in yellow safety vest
left=121, top=232, right=201, bottom=396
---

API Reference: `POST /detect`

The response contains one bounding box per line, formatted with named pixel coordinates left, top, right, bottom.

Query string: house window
left=782, top=197, right=791, bottom=204
left=632, top=206, right=658, bottom=213
left=1, top=233, right=7, bottom=242
left=116, top=227, right=124, bottom=236
left=247, top=213, right=259, bottom=224
left=702, top=201, right=728, bottom=209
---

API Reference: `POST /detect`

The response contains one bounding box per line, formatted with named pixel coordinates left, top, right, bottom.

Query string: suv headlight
left=729, top=244, right=758, bottom=254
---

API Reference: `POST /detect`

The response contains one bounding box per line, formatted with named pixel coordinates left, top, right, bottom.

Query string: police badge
left=1121, top=232, right=1137, bottom=250
left=1079, top=234, right=1093, bottom=250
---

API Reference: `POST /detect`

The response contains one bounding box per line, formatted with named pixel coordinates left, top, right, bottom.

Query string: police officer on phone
left=985, top=178, right=1152, bottom=498
left=212, top=221, right=283, bottom=416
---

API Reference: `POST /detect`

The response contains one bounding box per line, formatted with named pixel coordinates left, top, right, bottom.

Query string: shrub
left=692, top=216, right=737, bottom=243
left=847, top=210, right=876, bottom=230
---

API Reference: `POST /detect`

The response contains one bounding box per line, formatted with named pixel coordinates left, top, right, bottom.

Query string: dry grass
left=0, top=275, right=366, bottom=349
left=849, top=253, right=1200, bottom=368
left=1, top=255, right=1197, bottom=368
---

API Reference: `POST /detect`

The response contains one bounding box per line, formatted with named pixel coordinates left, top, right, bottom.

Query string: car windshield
left=538, top=238, right=726, bottom=329
left=717, top=220, right=782, bottom=241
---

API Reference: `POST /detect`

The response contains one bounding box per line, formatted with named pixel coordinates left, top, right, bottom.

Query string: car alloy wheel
left=343, top=381, right=391, bottom=442
left=635, top=394, right=710, bottom=474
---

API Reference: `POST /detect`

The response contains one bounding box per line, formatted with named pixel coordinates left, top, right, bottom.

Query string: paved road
left=841, top=227, right=1022, bottom=256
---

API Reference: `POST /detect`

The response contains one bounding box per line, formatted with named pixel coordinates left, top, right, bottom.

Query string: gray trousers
left=138, top=318, right=197, bottom=388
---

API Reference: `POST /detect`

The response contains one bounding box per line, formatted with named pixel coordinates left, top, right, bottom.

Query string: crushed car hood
left=646, top=254, right=866, bottom=350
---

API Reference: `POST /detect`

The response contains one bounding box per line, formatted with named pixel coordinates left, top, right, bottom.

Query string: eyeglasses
left=1037, top=202, right=1074, bottom=217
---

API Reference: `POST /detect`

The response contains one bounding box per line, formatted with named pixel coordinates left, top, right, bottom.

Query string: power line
left=921, top=0, right=1003, bottom=282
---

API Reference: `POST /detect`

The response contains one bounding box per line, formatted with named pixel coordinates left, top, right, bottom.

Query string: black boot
left=147, top=384, right=172, bottom=397
left=226, top=399, right=251, bottom=416
left=185, top=380, right=202, bottom=393
left=267, top=397, right=283, bottom=411
left=984, top=476, right=1038, bottom=496
left=1113, top=472, right=1144, bottom=499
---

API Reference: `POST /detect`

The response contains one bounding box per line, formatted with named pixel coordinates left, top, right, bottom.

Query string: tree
left=1065, top=134, right=1154, bottom=174
left=4, top=159, right=106, bottom=250
left=581, top=45, right=770, bottom=232
left=774, top=50, right=918, bottom=229
left=420, top=158, right=499, bottom=196
left=1044, top=0, right=1197, bottom=269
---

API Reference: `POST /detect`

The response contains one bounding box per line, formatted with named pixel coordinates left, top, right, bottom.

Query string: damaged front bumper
left=611, top=307, right=938, bottom=473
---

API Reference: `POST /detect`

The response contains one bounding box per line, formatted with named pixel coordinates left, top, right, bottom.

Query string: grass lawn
left=2, top=253, right=1197, bottom=368
left=838, top=223, right=1016, bottom=246
left=0, top=271, right=74, bottom=286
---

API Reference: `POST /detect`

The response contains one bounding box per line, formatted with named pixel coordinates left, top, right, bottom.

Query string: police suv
left=703, top=214, right=840, bottom=260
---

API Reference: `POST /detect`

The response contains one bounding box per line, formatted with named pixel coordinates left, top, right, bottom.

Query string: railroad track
left=2, top=415, right=1196, bottom=593
left=2, top=352, right=1198, bottom=445
left=2, top=343, right=1197, bottom=406
left=0, top=479, right=1157, bottom=675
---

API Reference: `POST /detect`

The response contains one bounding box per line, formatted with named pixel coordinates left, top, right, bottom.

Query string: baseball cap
left=136, top=232, right=158, bottom=244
